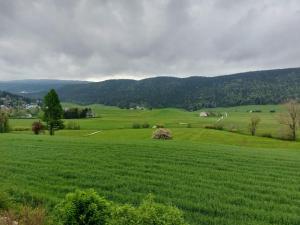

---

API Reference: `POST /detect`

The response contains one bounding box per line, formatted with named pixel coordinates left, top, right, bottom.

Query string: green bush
left=132, top=123, right=141, bottom=129
left=56, top=189, right=111, bottom=225
left=56, top=190, right=188, bottom=225
left=137, top=195, right=188, bottom=225
left=109, top=195, right=188, bottom=225
left=109, top=204, right=139, bottom=225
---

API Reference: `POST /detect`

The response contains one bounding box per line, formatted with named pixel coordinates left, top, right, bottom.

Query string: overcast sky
left=0, top=0, right=300, bottom=81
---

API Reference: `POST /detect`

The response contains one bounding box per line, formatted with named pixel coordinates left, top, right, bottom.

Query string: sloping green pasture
left=1, top=104, right=300, bottom=224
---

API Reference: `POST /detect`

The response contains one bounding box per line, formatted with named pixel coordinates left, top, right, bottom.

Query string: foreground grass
left=1, top=132, right=300, bottom=225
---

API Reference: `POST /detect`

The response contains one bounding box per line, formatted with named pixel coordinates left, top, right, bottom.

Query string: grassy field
left=1, top=104, right=300, bottom=224
left=10, top=103, right=285, bottom=135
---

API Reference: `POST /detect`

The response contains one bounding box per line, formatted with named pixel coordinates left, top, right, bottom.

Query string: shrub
left=32, top=121, right=45, bottom=135
left=109, top=204, right=139, bottom=225
left=270, top=110, right=276, bottom=113
left=132, top=123, right=141, bottom=129
left=142, top=122, right=150, bottom=128
left=152, top=128, right=172, bottom=140
left=187, top=123, right=192, bottom=128
left=65, top=121, right=81, bottom=130
left=56, top=189, right=111, bottom=225
left=137, top=195, right=188, bottom=225
left=109, top=195, right=188, bottom=225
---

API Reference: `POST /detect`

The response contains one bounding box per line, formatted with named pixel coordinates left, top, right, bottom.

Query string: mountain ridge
left=55, top=67, right=300, bottom=110
left=1, top=67, right=300, bottom=110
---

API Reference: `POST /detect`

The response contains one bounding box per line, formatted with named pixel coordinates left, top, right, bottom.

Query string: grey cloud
left=0, top=0, right=299, bottom=81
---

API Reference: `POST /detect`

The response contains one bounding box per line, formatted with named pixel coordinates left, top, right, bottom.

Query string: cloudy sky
left=0, top=0, right=300, bottom=81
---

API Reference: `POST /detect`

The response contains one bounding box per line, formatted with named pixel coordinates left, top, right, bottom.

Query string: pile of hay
left=152, top=128, right=172, bottom=140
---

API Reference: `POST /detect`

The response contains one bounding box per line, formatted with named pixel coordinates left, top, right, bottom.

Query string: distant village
left=0, top=95, right=95, bottom=119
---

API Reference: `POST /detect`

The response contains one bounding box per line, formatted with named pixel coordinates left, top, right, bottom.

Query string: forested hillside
left=56, top=68, right=300, bottom=110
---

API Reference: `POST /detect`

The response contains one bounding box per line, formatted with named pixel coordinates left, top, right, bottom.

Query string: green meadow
left=1, top=104, right=300, bottom=224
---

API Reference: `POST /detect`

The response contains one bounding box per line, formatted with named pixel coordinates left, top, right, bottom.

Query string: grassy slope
left=2, top=104, right=300, bottom=224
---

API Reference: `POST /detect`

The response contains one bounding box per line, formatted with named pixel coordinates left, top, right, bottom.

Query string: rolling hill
left=1, top=67, right=300, bottom=109
left=56, top=67, right=300, bottom=110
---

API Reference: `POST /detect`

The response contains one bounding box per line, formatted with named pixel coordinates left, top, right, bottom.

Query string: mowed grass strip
left=1, top=133, right=300, bottom=225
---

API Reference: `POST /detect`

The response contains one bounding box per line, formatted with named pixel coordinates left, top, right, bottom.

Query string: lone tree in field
left=42, top=89, right=63, bottom=135
left=279, top=100, right=300, bottom=141
left=0, top=111, right=9, bottom=133
left=249, top=116, right=260, bottom=136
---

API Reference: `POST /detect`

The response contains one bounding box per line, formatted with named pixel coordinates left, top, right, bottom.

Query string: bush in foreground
left=56, top=189, right=111, bottom=225
left=56, top=190, right=187, bottom=225
left=152, top=128, right=172, bottom=140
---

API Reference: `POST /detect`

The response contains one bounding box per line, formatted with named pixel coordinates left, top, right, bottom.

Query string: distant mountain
left=54, top=67, right=300, bottom=110
left=0, top=79, right=88, bottom=96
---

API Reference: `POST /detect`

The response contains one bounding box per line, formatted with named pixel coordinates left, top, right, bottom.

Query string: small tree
left=249, top=116, right=260, bottom=136
left=42, top=89, right=63, bottom=135
left=279, top=100, right=300, bottom=141
left=0, top=111, right=9, bottom=133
